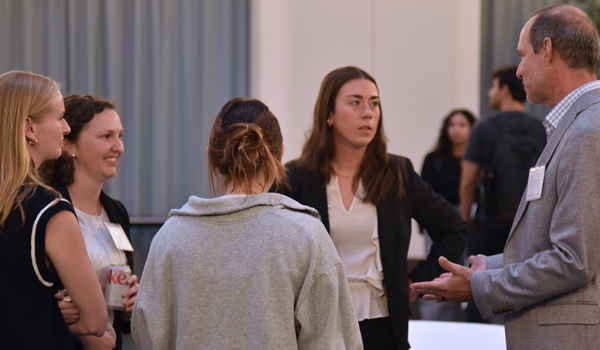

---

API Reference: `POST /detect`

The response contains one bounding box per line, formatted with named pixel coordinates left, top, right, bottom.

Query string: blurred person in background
left=419, top=108, right=476, bottom=321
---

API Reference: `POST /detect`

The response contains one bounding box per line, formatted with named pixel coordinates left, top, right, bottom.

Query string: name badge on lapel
left=526, top=166, right=545, bottom=202
left=105, top=222, right=134, bottom=251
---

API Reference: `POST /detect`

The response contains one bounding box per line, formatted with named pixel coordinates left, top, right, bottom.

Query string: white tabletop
left=408, top=320, right=506, bottom=350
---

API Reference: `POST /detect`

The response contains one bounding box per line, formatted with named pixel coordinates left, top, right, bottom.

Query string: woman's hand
left=78, top=331, right=116, bottom=350
left=120, top=274, right=139, bottom=319
left=55, top=289, right=80, bottom=325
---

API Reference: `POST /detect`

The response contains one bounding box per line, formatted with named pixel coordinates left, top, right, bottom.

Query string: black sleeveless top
left=0, top=186, right=75, bottom=350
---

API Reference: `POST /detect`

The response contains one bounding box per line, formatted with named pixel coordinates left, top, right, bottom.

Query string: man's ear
left=501, top=84, right=511, bottom=98
left=542, top=37, right=554, bottom=65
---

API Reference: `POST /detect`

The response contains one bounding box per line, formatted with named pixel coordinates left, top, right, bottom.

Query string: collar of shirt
left=543, top=80, right=600, bottom=137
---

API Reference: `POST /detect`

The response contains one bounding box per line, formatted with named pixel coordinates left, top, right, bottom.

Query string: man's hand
left=469, top=254, right=487, bottom=272
left=410, top=256, right=476, bottom=303
left=55, top=289, right=80, bottom=325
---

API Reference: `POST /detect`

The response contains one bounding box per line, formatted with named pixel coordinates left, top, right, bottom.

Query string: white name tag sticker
left=105, top=222, right=134, bottom=251
left=526, top=166, right=545, bottom=202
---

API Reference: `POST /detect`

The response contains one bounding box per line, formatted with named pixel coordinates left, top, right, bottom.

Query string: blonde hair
left=0, top=70, right=60, bottom=227
left=207, top=97, right=287, bottom=195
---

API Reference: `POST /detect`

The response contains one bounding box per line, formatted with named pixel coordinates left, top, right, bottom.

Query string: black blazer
left=278, top=155, right=468, bottom=350
left=54, top=184, right=133, bottom=350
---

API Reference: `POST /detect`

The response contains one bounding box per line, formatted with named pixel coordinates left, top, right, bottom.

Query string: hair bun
left=226, top=123, right=267, bottom=167
left=207, top=97, right=287, bottom=194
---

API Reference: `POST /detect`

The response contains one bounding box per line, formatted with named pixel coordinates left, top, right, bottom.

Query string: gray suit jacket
left=471, top=88, right=600, bottom=350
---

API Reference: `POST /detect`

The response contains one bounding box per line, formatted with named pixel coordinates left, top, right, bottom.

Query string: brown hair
left=292, top=66, right=406, bottom=204
left=530, top=4, right=600, bottom=74
left=207, top=97, right=287, bottom=195
left=0, top=70, right=60, bottom=227
left=39, top=94, right=116, bottom=186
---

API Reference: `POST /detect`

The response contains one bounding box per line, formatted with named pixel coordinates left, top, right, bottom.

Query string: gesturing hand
left=410, top=256, right=476, bottom=303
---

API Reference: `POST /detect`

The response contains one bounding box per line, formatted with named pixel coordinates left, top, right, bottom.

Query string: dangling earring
left=327, top=119, right=333, bottom=127
left=28, top=138, right=38, bottom=146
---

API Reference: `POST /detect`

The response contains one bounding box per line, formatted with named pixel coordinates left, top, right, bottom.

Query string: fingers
left=122, top=274, right=139, bottom=300
left=122, top=276, right=139, bottom=313
left=57, top=300, right=81, bottom=325
left=55, top=289, right=68, bottom=300
left=422, top=294, right=444, bottom=302
left=410, top=280, right=441, bottom=295
left=439, top=256, right=470, bottom=278
left=127, top=274, right=138, bottom=287
left=469, top=254, right=487, bottom=272
left=122, top=282, right=139, bottom=300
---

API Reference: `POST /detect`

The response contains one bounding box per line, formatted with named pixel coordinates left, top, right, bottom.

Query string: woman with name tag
left=277, top=66, right=469, bottom=350
left=0, top=71, right=107, bottom=349
left=40, top=95, right=137, bottom=350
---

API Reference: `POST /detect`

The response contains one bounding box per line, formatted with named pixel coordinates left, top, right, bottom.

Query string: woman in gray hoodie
left=133, top=97, right=362, bottom=350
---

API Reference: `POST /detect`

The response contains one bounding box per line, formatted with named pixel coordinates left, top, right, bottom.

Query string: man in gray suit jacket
left=412, top=4, right=600, bottom=350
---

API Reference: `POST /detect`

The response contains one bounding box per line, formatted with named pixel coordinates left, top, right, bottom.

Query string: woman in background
left=0, top=71, right=106, bottom=349
left=40, top=95, right=137, bottom=350
left=133, top=97, right=362, bottom=350
left=421, top=109, right=476, bottom=207
left=419, top=109, right=476, bottom=321
left=279, top=66, right=469, bottom=350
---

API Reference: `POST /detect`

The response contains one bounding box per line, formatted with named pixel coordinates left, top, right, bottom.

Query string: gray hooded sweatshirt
left=132, top=193, right=362, bottom=350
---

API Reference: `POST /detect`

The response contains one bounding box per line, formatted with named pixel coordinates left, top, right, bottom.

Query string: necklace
left=70, top=190, right=102, bottom=216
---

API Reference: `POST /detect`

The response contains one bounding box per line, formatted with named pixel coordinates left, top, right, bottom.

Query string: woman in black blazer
left=278, top=66, right=468, bottom=350
left=40, top=95, right=137, bottom=350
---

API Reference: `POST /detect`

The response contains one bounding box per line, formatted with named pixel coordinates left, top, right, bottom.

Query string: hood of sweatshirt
left=169, top=192, right=319, bottom=220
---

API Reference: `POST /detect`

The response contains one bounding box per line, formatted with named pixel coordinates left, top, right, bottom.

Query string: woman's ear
left=62, top=139, right=74, bottom=155
left=24, top=117, right=36, bottom=141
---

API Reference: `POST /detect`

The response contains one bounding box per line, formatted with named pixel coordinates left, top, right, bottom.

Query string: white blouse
left=75, top=207, right=127, bottom=340
left=326, top=176, right=388, bottom=321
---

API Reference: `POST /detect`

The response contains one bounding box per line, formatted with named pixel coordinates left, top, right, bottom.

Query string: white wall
left=250, top=0, right=481, bottom=259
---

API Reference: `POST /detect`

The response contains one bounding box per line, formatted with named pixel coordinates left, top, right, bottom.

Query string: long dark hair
left=292, top=66, right=405, bottom=205
left=433, top=109, right=476, bottom=159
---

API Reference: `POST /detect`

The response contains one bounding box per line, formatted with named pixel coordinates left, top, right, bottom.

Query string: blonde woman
left=0, top=70, right=106, bottom=349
